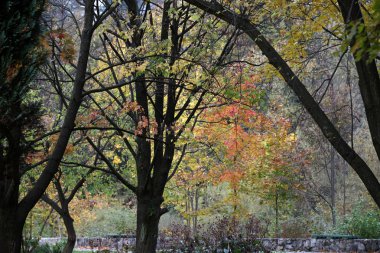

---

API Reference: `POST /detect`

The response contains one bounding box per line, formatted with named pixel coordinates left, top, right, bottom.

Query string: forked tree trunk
left=135, top=196, right=163, bottom=253
left=62, top=214, right=76, bottom=253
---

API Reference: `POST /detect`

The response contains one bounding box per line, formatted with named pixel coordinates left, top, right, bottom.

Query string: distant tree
left=198, top=89, right=307, bottom=234
left=41, top=167, right=94, bottom=253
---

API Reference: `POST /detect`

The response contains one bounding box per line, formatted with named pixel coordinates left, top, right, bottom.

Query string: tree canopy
left=0, top=0, right=379, bottom=252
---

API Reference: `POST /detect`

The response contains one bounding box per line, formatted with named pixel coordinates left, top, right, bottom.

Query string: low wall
left=40, top=236, right=136, bottom=251
left=261, top=238, right=380, bottom=252
left=40, top=237, right=380, bottom=252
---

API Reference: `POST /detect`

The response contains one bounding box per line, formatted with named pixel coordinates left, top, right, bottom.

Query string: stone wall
left=261, top=238, right=380, bottom=252
left=40, top=236, right=136, bottom=252
left=40, top=237, right=380, bottom=252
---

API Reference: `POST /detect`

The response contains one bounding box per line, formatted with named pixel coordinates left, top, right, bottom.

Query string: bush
left=281, top=218, right=311, bottom=238
left=50, top=241, right=66, bottom=253
left=77, top=207, right=135, bottom=236
left=22, top=238, right=39, bottom=253
left=24, top=241, right=65, bottom=253
left=337, top=206, right=380, bottom=239
left=159, top=215, right=268, bottom=252
left=31, top=244, right=51, bottom=253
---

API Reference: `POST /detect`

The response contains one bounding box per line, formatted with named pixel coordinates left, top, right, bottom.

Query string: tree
left=162, top=64, right=308, bottom=235
left=166, top=154, right=213, bottom=235
left=71, top=1, right=239, bottom=251
left=184, top=0, right=380, bottom=209
left=198, top=82, right=307, bottom=232
left=41, top=167, right=94, bottom=253
left=0, top=1, right=46, bottom=251
left=0, top=0, right=112, bottom=251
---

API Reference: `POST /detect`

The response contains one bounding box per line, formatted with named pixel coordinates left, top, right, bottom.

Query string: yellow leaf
left=113, top=155, right=122, bottom=165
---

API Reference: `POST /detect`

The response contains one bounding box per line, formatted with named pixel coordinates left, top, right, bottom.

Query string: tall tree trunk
left=330, top=147, right=337, bottom=227
left=0, top=126, right=23, bottom=253
left=275, top=190, right=279, bottom=237
left=62, top=214, right=76, bottom=253
left=193, top=187, right=199, bottom=236
left=0, top=208, right=23, bottom=253
left=135, top=196, right=162, bottom=253
left=343, top=163, right=348, bottom=216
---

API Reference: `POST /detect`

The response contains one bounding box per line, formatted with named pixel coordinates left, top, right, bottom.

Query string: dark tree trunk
left=42, top=190, right=80, bottom=253
left=135, top=196, right=163, bottom=253
left=41, top=175, right=88, bottom=253
left=0, top=208, right=23, bottom=253
left=0, top=125, right=23, bottom=253
left=62, top=214, right=76, bottom=253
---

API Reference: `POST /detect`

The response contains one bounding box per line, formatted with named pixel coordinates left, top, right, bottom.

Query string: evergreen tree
left=0, top=1, right=45, bottom=252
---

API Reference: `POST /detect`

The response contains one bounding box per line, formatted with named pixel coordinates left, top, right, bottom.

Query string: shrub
left=281, top=218, right=311, bottom=238
left=337, top=206, right=380, bottom=239
left=22, top=238, right=39, bottom=253
left=50, top=241, right=66, bottom=253
left=24, top=241, right=65, bottom=253
left=159, top=215, right=268, bottom=252
left=77, top=207, right=135, bottom=236
left=31, top=244, right=51, bottom=253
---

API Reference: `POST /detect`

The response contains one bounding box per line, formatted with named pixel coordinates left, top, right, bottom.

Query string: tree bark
left=0, top=125, right=24, bottom=253
left=135, top=196, right=163, bottom=253
left=42, top=194, right=77, bottom=253
left=0, top=208, right=23, bottom=253
left=62, top=214, right=76, bottom=253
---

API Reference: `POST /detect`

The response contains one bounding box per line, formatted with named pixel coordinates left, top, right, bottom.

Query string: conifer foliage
left=0, top=1, right=45, bottom=252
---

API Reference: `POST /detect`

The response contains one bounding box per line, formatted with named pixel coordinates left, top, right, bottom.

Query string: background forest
left=0, top=0, right=380, bottom=252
